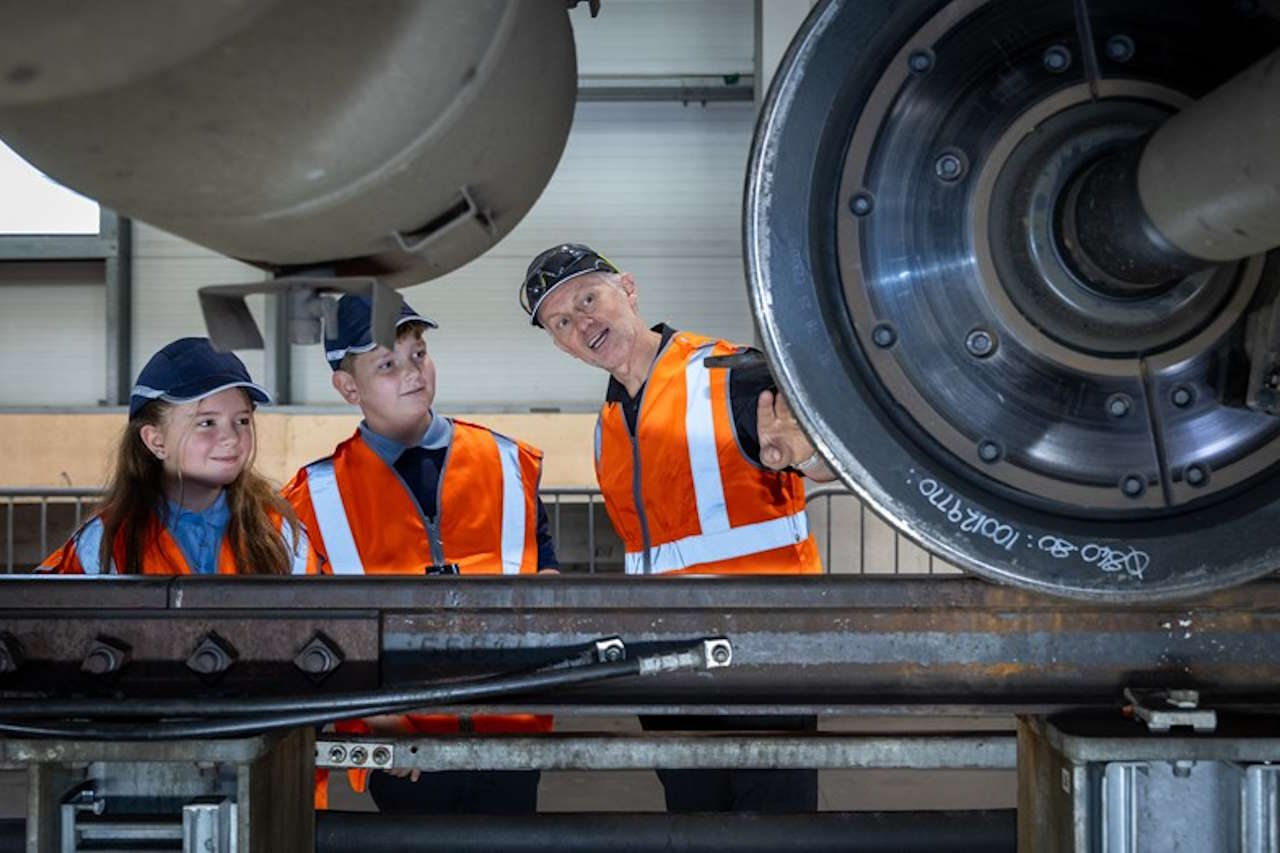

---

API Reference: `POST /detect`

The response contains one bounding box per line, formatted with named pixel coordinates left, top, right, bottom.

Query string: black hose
left=315, top=810, right=1017, bottom=853
left=0, top=645, right=614, bottom=719
left=0, top=656, right=645, bottom=741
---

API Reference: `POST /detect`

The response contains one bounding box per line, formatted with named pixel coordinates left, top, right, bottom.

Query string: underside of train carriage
left=0, top=0, right=1279, bottom=849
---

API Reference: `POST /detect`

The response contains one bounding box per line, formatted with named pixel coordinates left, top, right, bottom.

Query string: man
left=520, top=243, right=835, bottom=812
left=283, top=293, right=556, bottom=813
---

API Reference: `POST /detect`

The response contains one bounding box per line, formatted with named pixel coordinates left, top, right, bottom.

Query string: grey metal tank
left=0, top=0, right=576, bottom=285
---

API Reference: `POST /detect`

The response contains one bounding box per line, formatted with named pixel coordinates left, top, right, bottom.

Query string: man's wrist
left=796, top=450, right=823, bottom=473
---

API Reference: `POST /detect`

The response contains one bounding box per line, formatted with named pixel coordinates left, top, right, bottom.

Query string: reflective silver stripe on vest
left=684, top=344, right=730, bottom=536
left=623, top=509, right=809, bottom=575
left=280, top=519, right=311, bottom=575
left=72, top=516, right=113, bottom=575
left=493, top=434, right=526, bottom=575
left=305, top=460, right=365, bottom=574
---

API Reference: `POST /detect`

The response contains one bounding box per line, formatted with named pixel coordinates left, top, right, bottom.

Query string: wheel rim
left=747, top=0, right=1280, bottom=599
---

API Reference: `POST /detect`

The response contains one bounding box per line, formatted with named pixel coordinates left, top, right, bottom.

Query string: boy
left=284, top=294, right=556, bottom=813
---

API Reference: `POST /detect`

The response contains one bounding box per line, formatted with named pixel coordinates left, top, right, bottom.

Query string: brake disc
left=747, top=0, right=1280, bottom=599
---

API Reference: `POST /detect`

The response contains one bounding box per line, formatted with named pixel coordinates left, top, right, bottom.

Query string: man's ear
left=138, top=424, right=166, bottom=460
left=331, top=370, right=361, bottom=405
left=617, top=272, right=639, bottom=309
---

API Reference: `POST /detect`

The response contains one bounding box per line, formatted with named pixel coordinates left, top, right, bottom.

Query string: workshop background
left=0, top=0, right=997, bottom=817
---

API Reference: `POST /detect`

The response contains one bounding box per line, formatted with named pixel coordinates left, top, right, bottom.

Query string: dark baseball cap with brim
left=129, top=337, right=271, bottom=419
left=521, top=243, right=618, bottom=327
left=325, top=293, right=437, bottom=371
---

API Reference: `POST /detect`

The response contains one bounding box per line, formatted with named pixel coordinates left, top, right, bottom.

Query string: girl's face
left=141, top=388, right=255, bottom=491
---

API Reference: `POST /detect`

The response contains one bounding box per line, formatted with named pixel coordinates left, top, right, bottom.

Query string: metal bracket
left=1124, top=687, right=1218, bottom=733
left=703, top=638, right=733, bottom=669
left=594, top=637, right=626, bottom=663
left=316, top=740, right=394, bottom=771
left=1245, top=284, right=1280, bottom=416
left=636, top=637, right=733, bottom=676
left=391, top=185, right=495, bottom=256
left=198, top=274, right=403, bottom=352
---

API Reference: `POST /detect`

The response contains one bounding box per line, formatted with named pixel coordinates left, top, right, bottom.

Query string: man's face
left=335, top=331, right=436, bottom=438
left=537, top=272, right=642, bottom=372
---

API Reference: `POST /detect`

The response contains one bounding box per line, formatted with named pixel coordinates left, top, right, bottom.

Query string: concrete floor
left=0, top=716, right=1017, bottom=819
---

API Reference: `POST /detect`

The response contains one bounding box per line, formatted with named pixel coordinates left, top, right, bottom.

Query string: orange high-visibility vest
left=283, top=419, right=543, bottom=575
left=38, top=510, right=317, bottom=575
left=282, top=418, right=553, bottom=800
left=596, top=331, right=821, bottom=575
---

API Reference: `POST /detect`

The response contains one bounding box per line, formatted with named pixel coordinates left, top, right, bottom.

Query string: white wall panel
left=290, top=100, right=757, bottom=409
left=572, top=0, right=754, bottom=77
left=0, top=270, right=104, bottom=405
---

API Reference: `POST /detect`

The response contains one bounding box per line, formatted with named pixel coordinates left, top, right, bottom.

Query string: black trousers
left=638, top=715, right=819, bottom=813
left=367, top=769, right=541, bottom=815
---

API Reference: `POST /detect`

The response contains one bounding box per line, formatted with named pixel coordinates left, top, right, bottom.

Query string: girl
left=39, top=337, right=316, bottom=575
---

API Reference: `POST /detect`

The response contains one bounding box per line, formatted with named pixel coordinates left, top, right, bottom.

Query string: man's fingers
left=757, top=389, right=776, bottom=427
left=775, top=391, right=794, bottom=422
left=385, top=767, right=423, bottom=781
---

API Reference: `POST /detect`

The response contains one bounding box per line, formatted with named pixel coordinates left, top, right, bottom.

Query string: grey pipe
left=1064, top=47, right=1280, bottom=290
left=1139, top=47, right=1280, bottom=262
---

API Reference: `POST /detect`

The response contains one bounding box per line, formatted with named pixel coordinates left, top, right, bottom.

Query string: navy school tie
left=393, top=446, right=439, bottom=520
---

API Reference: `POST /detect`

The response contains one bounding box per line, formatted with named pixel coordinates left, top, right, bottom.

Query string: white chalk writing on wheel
left=1037, top=535, right=1149, bottom=579
left=918, top=477, right=1151, bottom=580
left=917, top=478, right=1021, bottom=551
left=1080, top=543, right=1150, bottom=578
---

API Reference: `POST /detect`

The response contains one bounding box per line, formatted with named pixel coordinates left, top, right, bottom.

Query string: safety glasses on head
left=521, top=243, right=618, bottom=327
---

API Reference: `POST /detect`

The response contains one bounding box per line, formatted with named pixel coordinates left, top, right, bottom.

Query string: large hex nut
left=294, top=633, right=344, bottom=682
left=0, top=634, right=22, bottom=674
left=185, top=632, right=238, bottom=680
left=81, top=637, right=131, bottom=677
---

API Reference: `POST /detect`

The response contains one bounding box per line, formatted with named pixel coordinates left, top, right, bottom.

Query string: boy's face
left=333, top=331, right=436, bottom=439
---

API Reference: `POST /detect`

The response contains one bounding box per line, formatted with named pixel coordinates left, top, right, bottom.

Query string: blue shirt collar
left=166, top=490, right=230, bottom=525
left=164, top=491, right=231, bottom=575
left=358, top=411, right=452, bottom=464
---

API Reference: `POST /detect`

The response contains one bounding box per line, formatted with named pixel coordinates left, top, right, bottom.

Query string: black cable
left=0, top=641, right=620, bottom=720
left=0, top=656, right=648, bottom=741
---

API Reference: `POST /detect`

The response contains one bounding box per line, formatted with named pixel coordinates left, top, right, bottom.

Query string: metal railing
left=2, top=487, right=101, bottom=573
left=803, top=484, right=962, bottom=577
left=1, top=485, right=956, bottom=576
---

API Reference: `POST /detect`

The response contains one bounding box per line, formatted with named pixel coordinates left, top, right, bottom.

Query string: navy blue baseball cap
left=521, top=243, right=618, bottom=327
left=129, top=337, right=271, bottom=419
left=324, top=294, right=437, bottom=371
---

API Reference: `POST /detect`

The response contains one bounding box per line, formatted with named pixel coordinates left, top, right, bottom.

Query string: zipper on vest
left=624, top=336, right=678, bottom=575
left=384, top=452, right=448, bottom=571
left=424, top=515, right=446, bottom=567
left=628, top=426, right=653, bottom=574
left=430, top=432, right=454, bottom=569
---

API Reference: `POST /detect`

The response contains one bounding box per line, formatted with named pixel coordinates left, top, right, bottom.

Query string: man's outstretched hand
left=756, top=389, right=836, bottom=481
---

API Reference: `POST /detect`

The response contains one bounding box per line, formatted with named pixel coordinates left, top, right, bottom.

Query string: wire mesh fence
left=1, top=485, right=961, bottom=576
